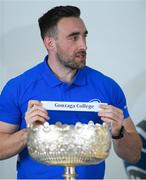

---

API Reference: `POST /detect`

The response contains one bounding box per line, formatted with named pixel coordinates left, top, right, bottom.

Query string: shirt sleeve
left=0, top=79, right=21, bottom=125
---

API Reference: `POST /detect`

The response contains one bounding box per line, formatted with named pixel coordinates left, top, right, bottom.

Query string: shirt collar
left=42, top=55, right=87, bottom=87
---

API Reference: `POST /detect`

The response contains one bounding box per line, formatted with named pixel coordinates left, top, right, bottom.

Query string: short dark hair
left=38, top=6, right=81, bottom=40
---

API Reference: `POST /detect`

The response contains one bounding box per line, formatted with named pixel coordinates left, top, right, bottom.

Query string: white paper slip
left=41, top=101, right=107, bottom=112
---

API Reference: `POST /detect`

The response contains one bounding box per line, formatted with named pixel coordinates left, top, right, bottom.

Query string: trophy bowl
left=27, top=121, right=111, bottom=179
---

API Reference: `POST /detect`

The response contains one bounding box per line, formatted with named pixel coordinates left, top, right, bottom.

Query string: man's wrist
left=112, top=125, right=125, bottom=139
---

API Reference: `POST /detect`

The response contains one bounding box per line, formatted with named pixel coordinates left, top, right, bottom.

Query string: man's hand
left=98, top=104, right=124, bottom=136
left=98, top=104, right=142, bottom=163
left=25, top=100, right=49, bottom=125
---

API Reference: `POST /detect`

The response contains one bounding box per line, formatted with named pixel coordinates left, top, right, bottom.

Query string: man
left=0, top=5, right=142, bottom=179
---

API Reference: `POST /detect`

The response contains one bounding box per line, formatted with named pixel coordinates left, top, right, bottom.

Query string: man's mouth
left=76, top=51, right=86, bottom=59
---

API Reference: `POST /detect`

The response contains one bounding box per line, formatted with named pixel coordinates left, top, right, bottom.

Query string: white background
left=0, top=0, right=146, bottom=179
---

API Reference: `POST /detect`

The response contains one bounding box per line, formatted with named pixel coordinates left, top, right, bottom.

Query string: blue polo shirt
left=0, top=56, right=129, bottom=179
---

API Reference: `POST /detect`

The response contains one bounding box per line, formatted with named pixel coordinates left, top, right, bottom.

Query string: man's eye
left=72, top=36, right=78, bottom=41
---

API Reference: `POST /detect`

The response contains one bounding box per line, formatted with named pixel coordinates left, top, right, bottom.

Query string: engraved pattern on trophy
left=27, top=121, right=111, bottom=180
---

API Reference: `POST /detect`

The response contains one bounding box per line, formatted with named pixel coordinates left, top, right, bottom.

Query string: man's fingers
left=25, top=100, right=50, bottom=125
left=25, top=110, right=49, bottom=122
left=98, top=104, right=124, bottom=120
left=98, top=104, right=124, bottom=130
left=27, top=116, right=47, bottom=124
left=28, top=105, right=48, bottom=115
left=99, top=104, right=123, bottom=114
left=98, top=111, right=124, bottom=122
left=28, top=100, right=42, bottom=110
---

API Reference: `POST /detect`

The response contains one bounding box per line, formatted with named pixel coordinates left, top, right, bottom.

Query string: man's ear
left=43, top=36, right=56, bottom=51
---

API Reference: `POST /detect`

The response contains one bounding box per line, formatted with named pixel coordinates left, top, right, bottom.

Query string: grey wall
left=0, top=0, right=146, bottom=179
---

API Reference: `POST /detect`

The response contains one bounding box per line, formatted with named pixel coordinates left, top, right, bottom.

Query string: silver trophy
left=27, top=121, right=111, bottom=180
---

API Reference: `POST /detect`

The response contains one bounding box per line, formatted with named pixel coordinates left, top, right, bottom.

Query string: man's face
left=54, top=17, right=88, bottom=70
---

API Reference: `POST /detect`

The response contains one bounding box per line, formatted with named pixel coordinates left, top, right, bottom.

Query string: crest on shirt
left=89, top=99, right=101, bottom=103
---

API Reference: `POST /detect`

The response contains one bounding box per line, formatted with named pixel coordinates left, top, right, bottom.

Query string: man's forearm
left=0, top=129, right=27, bottom=160
left=113, top=130, right=142, bottom=163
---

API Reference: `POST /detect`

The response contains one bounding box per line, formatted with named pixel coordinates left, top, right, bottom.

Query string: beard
left=56, top=48, right=86, bottom=70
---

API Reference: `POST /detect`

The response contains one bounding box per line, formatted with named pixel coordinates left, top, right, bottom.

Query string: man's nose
left=78, top=38, right=87, bottom=50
